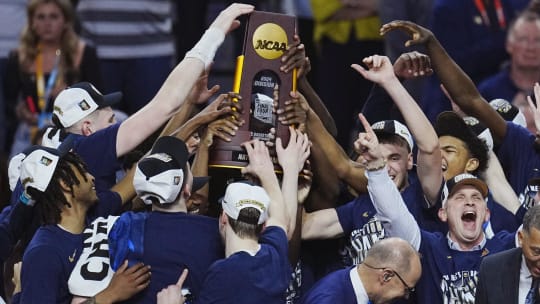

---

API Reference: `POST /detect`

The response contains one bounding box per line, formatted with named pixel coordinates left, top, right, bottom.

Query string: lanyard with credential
left=474, top=0, right=506, bottom=29
left=35, top=47, right=61, bottom=128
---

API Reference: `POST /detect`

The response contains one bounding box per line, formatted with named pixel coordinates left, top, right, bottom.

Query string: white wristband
left=185, top=27, right=225, bottom=68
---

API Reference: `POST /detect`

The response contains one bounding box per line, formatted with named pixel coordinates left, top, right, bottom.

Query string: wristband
left=366, top=159, right=387, bottom=172
left=185, top=27, right=225, bottom=68
left=19, top=191, right=36, bottom=206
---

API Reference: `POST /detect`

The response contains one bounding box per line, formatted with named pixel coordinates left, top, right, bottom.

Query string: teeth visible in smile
left=462, top=211, right=477, bottom=221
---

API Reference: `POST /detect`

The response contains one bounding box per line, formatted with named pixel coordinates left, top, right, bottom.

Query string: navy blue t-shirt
left=336, top=177, right=444, bottom=266
left=300, top=266, right=359, bottom=304
left=71, top=123, right=122, bottom=193
left=416, top=230, right=515, bottom=303
left=15, top=225, right=83, bottom=304
left=497, top=122, right=540, bottom=203
left=196, top=226, right=291, bottom=304
left=121, top=211, right=224, bottom=303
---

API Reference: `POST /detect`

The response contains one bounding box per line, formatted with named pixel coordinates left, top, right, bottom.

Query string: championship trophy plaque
left=209, top=11, right=297, bottom=169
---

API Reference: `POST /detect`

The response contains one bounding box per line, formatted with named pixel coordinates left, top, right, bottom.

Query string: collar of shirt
left=446, top=232, right=487, bottom=251
left=350, top=266, right=370, bottom=303
left=519, top=254, right=534, bottom=304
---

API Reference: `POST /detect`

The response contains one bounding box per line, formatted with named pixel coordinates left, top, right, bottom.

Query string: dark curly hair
left=26, top=151, right=90, bottom=225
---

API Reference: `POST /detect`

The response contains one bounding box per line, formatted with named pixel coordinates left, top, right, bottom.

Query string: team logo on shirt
left=440, top=270, right=478, bottom=304
left=341, top=218, right=385, bottom=266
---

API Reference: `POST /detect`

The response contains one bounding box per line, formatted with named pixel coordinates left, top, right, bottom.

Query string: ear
left=438, top=207, right=448, bottom=222
left=407, top=152, right=414, bottom=170
left=182, top=183, right=191, bottom=199
left=381, top=270, right=394, bottom=284
left=483, top=206, right=491, bottom=223
left=464, top=158, right=479, bottom=173
left=220, top=211, right=228, bottom=226
left=81, top=120, right=93, bottom=136
left=59, top=178, right=71, bottom=192
left=518, top=230, right=525, bottom=247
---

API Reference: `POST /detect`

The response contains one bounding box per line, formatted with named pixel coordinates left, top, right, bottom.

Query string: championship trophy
left=209, top=11, right=297, bottom=169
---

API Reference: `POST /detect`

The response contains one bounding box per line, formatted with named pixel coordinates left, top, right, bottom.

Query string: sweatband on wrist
left=185, top=27, right=225, bottom=68
left=20, top=191, right=35, bottom=206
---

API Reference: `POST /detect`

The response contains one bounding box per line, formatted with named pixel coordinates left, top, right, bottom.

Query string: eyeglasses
left=362, top=262, right=415, bottom=297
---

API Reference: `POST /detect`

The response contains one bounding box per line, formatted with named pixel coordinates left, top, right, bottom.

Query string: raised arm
left=380, top=20, right=508, bottom=142
left=482, top=150, right=521, bottom=214
left=241, top=140, right=287, bottom=233
left=352, top=54, right=442, bottom=205
left=356, top=113, right=421, bottom=250
left=159, top=71, right=221, bottom=138
left=280, top=92, right=368, bottom=194
left=276, top=127, right=311, bottom=240
left=280, top=37, right=337, bottom=136
left=116, top=4, right=254, bottom=157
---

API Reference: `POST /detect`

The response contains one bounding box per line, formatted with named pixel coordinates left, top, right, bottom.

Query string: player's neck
left=224, top=228, right=260, bottom=258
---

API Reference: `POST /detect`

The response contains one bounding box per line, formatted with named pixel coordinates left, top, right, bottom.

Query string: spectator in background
left=76, top=0, right=175, bottom=115
left=4, top=0, right=100, bottom=158
left=420, top=0, right=528, bottom=123
left=479, top=11, right=540, bottom=134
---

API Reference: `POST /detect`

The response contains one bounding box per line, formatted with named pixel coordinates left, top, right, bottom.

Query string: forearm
left=281, top=168, right=299, bottom=239
left=482, top=150, right=520, bottom=214
left=380, top=77, right=442, bottom=204
left=191, top=143, right=210, bottom=201
left=160, top=102, right=198, bottom=138
left=425, top=36, right=508, bottom=140
left=380, top=78, right=438, bottom=153
left=367, top=168, right=421, bottom=250
left=171, top=115, right=206, bottom=142
left=306, top=108, right=362, bottom=182
left=260, top=170, right=288, bottom=228
left=298, top=77, right=337, bottom=136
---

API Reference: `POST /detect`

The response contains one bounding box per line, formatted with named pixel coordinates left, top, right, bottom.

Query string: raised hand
left=277, top=91, right=309, bottom=127
left=527, top=82, right=540, bottom=133
left=209, top=3, right=255, bottom=34
left=354, top=113, right=384, bottom=168
left=280, top=35, right=310, bottom=77
left=156, top=269, right=189, bottom=304
left=393, top=51, right=433, bottom=79
left=351, top=55, right=396, bottom=85
left=276, top=126, right=311, bottom=174
left=380, top=20, right=435, bottom=48
left=202, top=115, right=244, bottom=146
left=241, top=139, right=275, bottom=179
left=187, top=71, right=221, bottom=105
left=195, top=92, right=243, bottom=124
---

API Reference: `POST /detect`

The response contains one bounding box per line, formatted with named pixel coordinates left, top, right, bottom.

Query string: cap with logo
left=19, top=137, right=75, bottom=192
left=462, top=116, right=494, bottom=151
left=489, top=98, right=527, bottom=128
left=53, top=82, right=122, bottom=128
left=435, top=111, right=487, bottom=149
left=133, top=136, right=208, bottom=205
left=441, top=173, right=488, bottom=206
left=371, top=120, right=414, bottom=151
left=221, top=182, right=271, bottom=225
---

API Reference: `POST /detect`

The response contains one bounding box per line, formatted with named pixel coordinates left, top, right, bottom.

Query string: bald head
left=365, top=237, right=421, bottom=278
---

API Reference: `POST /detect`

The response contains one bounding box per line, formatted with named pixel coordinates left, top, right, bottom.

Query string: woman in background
left=4, top=0, right=100, bottom=157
